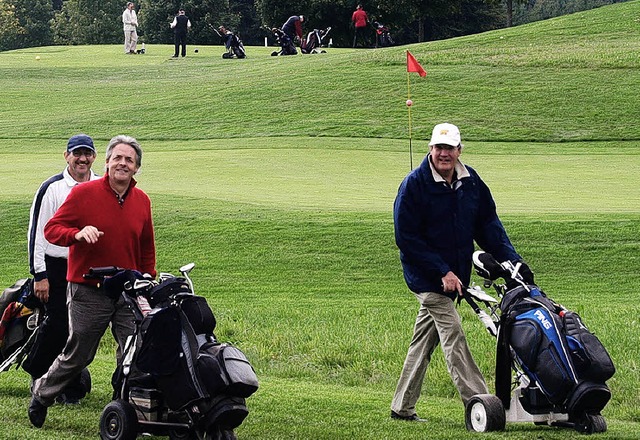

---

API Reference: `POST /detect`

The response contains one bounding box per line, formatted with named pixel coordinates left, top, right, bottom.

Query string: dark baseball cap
left=67, top=134, right=96, bottom=153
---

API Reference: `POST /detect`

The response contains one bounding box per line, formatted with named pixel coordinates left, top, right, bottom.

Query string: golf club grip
left=84, top=266, right=123, bottom=279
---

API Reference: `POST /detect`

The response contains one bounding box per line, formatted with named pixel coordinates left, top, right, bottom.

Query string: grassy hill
left=0, top=1, right=638, bottom=439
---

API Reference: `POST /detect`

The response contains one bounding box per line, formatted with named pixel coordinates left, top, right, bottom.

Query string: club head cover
left=472, top=251, right=506, bottom=280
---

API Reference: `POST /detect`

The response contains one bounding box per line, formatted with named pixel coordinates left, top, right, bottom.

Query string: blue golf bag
left=496, top=284, right=614, bottom=416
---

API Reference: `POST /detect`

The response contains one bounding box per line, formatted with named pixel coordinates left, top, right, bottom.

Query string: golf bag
left=0, top=278, right=41, bottom=371
left=270, top=28, right=297, bottom=56
left=496, top=284, right=614, bottom=413
left=301, top=27, right=331, bottom=54
left=221, top=31, right=246, bottom=59
left=464, top=251, right=614, bottom=434
left=373, top=21, right=394, bottom=47
left=93, top=265, right=258, bottom=440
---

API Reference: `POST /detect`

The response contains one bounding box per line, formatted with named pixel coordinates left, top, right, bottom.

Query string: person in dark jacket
left=390, top=122, right=532, bottom=422
left=282, top=15, right=304, bottom=44
left=170, top=8, right=191, bottom=58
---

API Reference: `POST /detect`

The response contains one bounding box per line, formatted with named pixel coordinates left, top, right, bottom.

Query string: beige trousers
left=124, top=29, right=138, bottom=53
left=391, top=291, right=488, bottom=417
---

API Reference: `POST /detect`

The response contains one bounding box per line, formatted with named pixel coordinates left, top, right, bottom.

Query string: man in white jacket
left=24, top=134, right=99, bottom=404
left=122, top=2, right=138, bottom=54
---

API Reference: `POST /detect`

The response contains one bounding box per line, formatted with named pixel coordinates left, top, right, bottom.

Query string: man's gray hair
left=106, top=135, right=142, bottom=167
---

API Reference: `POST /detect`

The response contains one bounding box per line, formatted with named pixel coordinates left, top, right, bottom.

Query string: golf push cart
left=88, top=263, right=259, bottom=440
left=461, top=251, right=614, bottom=434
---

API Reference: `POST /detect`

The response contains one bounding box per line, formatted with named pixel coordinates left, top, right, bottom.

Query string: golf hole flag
left=406, top=51, right=426, bottom=77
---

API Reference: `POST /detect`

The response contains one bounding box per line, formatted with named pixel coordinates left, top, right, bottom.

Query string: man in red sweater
left=28, top=135, right=157, bottom=428
left=352, top=4, right=370, bottom=48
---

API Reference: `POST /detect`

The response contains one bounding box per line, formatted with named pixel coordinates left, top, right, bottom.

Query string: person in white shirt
left=23, top=134, right=100, bottom=404
left=122, top=2, right=138, bottom=54
left=170, top=8, right=192, bottom=58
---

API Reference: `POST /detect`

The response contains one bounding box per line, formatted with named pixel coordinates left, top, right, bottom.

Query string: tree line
left=0, top=0, right=631, bottom=52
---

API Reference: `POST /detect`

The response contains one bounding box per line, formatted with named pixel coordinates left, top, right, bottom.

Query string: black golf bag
left=0, top=278, right=41, bottom=371
left=496, top=285, right=614, bottom=415
left=301, top=27, right=331, bottom=54
left=373, top=21, right=394, bottom=47
left=221, top=32, right=246, bottom=59
left=271, top=28, right=297, bottom=56
left=93, top=265, right=258, bottom=440
left=465, top=251, right=614, bottom=434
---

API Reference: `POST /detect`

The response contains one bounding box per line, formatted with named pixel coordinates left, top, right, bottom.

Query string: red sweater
left=352, top=9, right=368, bottom=28
left=44, top=174, right=157, bottom=285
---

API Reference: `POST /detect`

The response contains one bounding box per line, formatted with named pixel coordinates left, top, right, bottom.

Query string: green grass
left=1, top=1, right=639, bottom=438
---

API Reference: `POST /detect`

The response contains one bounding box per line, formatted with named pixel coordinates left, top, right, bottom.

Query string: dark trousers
left=23, top=256, right=87, bottom=399
left=353, top=26, right=368, bottom=48
left=174, top=32, right=187, bottom=57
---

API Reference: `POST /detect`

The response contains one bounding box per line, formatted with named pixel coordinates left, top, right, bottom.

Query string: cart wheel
left=210, top=426, right=236, bottom=440
left=99, top=399, right=138, bottom=440
left=574, top=413, right=607, bottom=434
left=465, top=394, right=506, bottom=432
left=169, top=428, right=192, bottom=440
left=79, top=367, right=92, bottom=394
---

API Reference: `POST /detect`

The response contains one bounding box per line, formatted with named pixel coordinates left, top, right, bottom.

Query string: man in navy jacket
left=390, top=123, right=531, bottom=421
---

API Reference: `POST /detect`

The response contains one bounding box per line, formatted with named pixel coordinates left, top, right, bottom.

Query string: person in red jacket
left=28, top=135, right=157, bottom=428
left=351, top=4, right=370, bottom=48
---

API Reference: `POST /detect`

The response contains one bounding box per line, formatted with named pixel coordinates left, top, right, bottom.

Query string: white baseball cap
left=428, top=123, right=461, bottom=148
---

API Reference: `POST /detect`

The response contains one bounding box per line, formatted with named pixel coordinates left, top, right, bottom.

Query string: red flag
left=406, top=51, right=426, bottom=77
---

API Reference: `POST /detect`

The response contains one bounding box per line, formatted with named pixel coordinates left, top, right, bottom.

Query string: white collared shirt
left=27, top=167, right=99, bottom=277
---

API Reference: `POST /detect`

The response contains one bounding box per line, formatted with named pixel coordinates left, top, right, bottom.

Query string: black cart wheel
left=218, top=428, right=237, bottom=440
left=575, top=413, right=607, bottom=434
left=79, top=367, right=92, bottom=394
left=465, top=394, right=506, bottom=432
left=169, top=428, right=198, bottom=440
left=99, top=399, right=139, bottom=440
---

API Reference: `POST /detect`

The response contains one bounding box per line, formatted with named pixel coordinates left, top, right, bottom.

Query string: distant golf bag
left=270, top=28, right=297, bottom=56
left=0, top=278, right=41, bottom=372
left=373, top=21, right=394, bottom=47
left=464, top=252, right=614, bottom=434
left=222, top=32, right=246, bottom=59
left=93, top=265, right=258, bottom=440
left=301, top=27, right=331, bottom=54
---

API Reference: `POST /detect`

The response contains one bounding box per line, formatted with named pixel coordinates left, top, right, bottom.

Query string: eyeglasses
left=71, top=148, right=95, bottom=157
left=432, top=144, right=459, bottom=151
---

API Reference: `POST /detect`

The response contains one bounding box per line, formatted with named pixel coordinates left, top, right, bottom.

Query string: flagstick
left=407, top=67, right=413, bottom=170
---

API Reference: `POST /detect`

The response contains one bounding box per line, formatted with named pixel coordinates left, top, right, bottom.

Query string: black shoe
left=390, top=411, right=427, bottom=422
left=28, top=396, right=48, bottom=428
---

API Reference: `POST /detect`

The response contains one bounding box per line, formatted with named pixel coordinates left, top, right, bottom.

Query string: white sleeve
left=28, top=186, right=57, bottom=277
left=170, top=17, right=177, bottom=28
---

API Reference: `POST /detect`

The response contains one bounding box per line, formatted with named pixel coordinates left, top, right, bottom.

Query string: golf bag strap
left=495, top=313, right=513, bottom=408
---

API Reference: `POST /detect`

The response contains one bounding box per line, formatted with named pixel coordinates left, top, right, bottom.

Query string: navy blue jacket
left=394, top=154, right=521, bottom=300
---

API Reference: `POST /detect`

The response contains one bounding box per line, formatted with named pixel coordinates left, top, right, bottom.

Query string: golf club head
left=477, top=310, right=498, bottom=337
left=179, top=262, right=195, bottom=275
left=466, top=284, right=498, bottom=303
